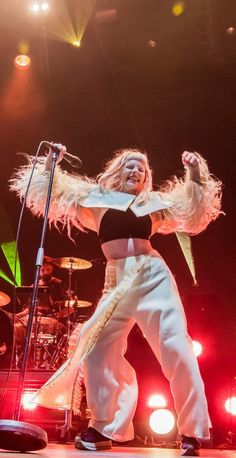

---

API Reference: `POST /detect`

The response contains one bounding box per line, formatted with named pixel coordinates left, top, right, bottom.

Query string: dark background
left=0, top=0, right=235, bottom=443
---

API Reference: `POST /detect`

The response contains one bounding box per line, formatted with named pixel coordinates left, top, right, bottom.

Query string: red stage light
left=149, top=409, right=175, bottom=434
left=225, top=397, right=236, bottom=415
left=14, top=55, right=31, bottom=69
left=148, top=394, right=167, bottom=408
left=192, top=340, right=203, bottom=357
left=22, top=391, right=37, bottom=410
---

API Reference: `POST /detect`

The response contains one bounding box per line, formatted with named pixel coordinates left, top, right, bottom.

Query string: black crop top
left=99, top=208, right=152, bottom=244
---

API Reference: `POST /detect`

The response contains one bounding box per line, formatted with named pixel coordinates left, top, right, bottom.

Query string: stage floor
left=0, top=444, right=235, bottom=458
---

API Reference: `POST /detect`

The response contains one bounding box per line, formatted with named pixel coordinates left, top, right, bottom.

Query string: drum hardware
left=12, top=287, right=57, bottom=370
left=1, top=261, right=92, bottom=370
left=47, top=332, right=70, bottom=369
left=31, top=333, right=57, bottom=369
left=52, top=256, right=91, bottom=359
left=29, top=314, right=64, bottom=369
left=52, top=257, right=90, bottom=362
left=44, top=256, right=92, bottom=369
left=43, top=253, right=92, bottom=368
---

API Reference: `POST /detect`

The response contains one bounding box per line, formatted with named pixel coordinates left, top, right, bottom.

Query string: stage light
left=30, top=3, right=40, bottom=13
left=29, top=2, right=49, bottom=14
left=148, top=394, right=167, bottom=408
left=14, top=55, right=31, bottom=69
left=72, top=40, right=81, bottom=47
left=227, top=26, right=235, bottom=35
left=22, top=391, right=37, bottom=410
left=148, top=40, right=157, bottom=48
left=192, top=340, right=203, bottom=357
left=149, top=409, right=175, bottom=434
left=225, top=397, right=236, bottom=415
left=41, top=2, right=49, bottom=11
left=172, top=1, right=185, bottom=17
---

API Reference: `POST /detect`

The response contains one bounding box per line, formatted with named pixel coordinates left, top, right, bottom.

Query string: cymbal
left=73, top=300, right=92, bottom=308
left=54, top=299, right=92, bottom=319
left=53, top=257, right=92, bottom=270
left=62, top=299, right=92, bottom=308
left=0, top=291, right=10, bottom=307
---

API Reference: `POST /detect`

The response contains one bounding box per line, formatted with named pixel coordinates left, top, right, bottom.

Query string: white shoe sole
left=75, top=438, right=112, bottom=451
left=181, top=447, right=200, bottom=456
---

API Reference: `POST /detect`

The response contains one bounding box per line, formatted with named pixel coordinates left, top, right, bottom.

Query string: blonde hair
left=97, top=148, right=153, bottom=205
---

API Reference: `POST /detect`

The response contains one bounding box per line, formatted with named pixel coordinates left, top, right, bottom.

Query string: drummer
left=38, top=256, right=65, bottom=305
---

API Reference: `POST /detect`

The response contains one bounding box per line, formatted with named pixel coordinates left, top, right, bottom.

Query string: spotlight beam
left=40, top=0, right=98, bottom=45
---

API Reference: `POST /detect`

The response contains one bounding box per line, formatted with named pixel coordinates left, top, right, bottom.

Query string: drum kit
left=0, top=257, right=93, bottom=370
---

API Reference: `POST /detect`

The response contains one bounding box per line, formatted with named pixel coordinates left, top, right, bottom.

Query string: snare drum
left=36, top=316, right=62, bottom=335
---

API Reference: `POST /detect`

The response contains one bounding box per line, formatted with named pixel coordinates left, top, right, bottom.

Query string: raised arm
left=157, top=151, right=223, bottom=235
left=10, top=144, right=95, bottom=234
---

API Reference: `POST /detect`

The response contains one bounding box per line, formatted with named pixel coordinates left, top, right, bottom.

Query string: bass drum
left=0, top=309, right=26, bottom=368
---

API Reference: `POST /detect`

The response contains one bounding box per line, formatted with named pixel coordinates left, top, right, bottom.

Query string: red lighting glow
left=14, top=55, right=31, bottom=69
left=149, top=409, right=175, bottom=434
left=225, top=397, right=236, bottom=415
left=148, top=394, right=167, bottom=408
left=192, top=340, right=203, bottom=357
left=22, top=391, right=37, bottom=410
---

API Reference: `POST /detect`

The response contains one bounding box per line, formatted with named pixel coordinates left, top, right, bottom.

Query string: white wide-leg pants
left=83, top=252, right=210, bottom=442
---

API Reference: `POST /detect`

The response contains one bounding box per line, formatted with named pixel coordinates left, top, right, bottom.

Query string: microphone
left=42, top=141, right=82, bottom=169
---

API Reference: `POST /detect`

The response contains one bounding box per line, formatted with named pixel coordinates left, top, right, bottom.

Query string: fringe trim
left=158, top=153, right=223, bottom=235
left=9, top=155, right=95, bottom=236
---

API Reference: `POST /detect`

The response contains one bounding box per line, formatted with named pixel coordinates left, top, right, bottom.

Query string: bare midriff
left=101, top=238, right=153, bottom=260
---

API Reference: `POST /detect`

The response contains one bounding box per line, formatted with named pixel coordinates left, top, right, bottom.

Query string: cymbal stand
left=49, top=262, right=75, bottom=369
left=48, top=333, right=67, bottom=369
left=64, top=263, right=75, bottom=349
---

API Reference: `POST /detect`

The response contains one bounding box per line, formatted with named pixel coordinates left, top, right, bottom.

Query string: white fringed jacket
left=10, top=153, right=222, bottom=240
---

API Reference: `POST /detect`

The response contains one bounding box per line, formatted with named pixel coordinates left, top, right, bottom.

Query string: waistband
left=106, top=249, right=161, bottom=270
left=101, top=238, right=154, bottom=261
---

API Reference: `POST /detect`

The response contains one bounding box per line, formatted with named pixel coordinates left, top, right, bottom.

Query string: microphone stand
left=0, top=149, right=60, bottom=452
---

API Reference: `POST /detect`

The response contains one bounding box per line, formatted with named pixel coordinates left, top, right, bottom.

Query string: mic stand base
left=0, top=420, right=47, bottom=451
